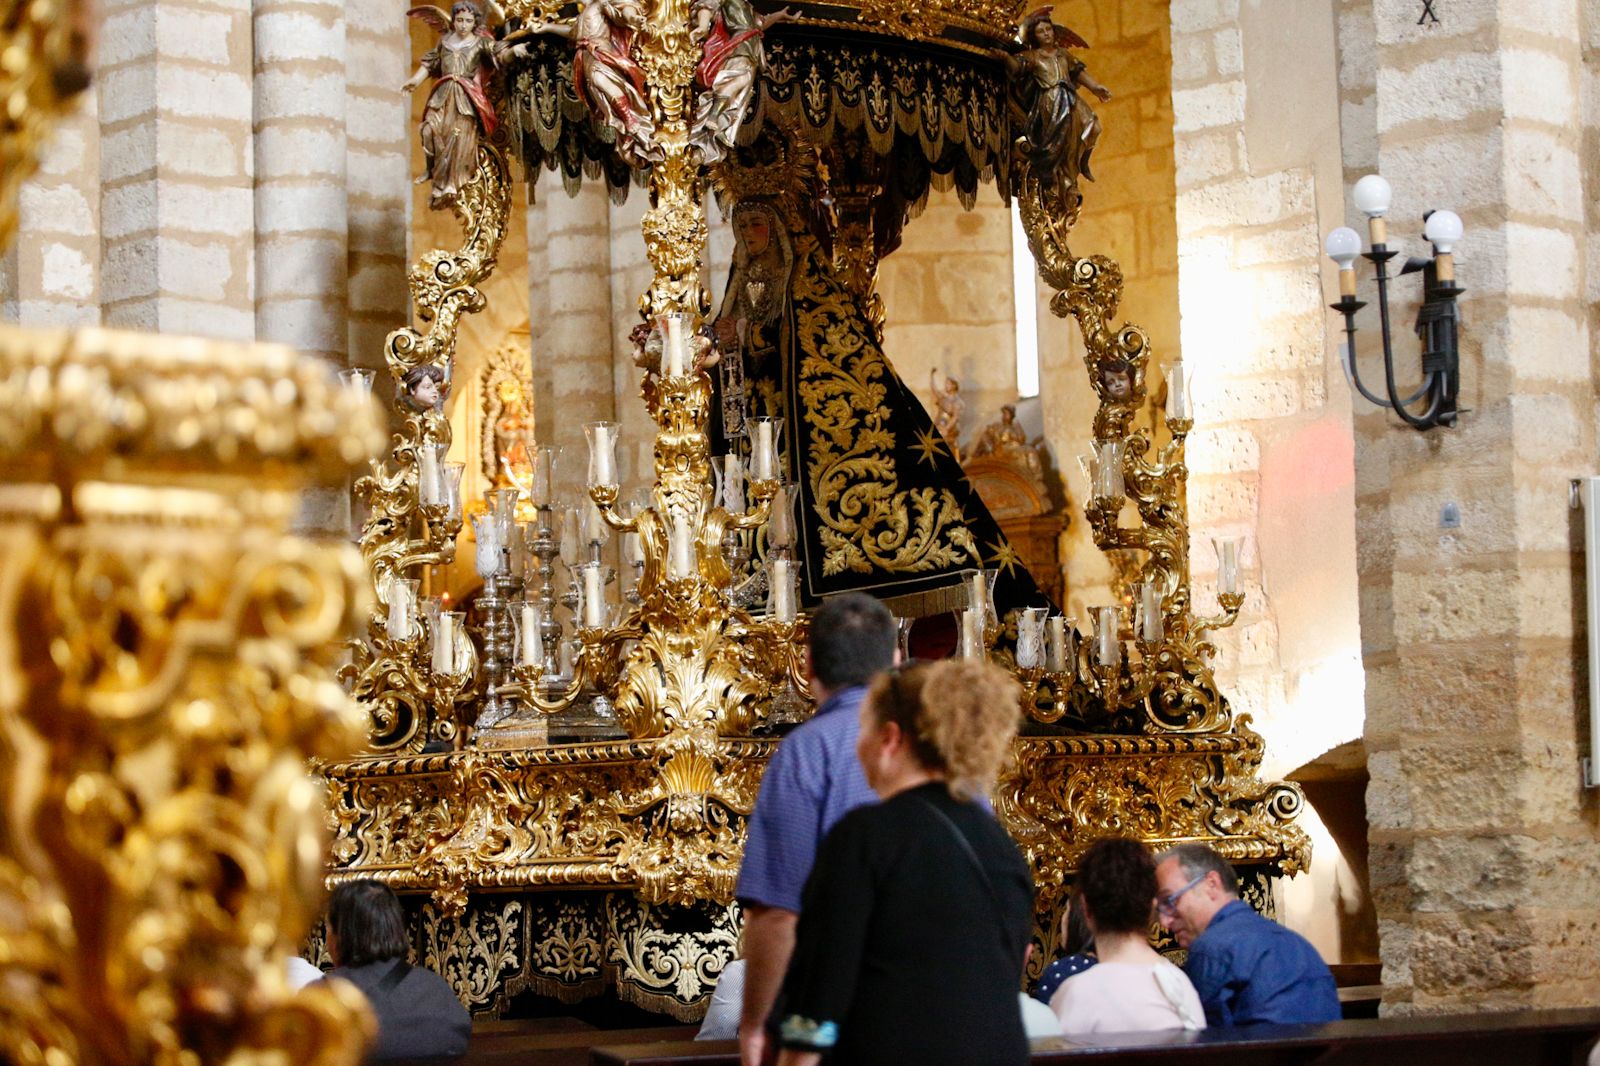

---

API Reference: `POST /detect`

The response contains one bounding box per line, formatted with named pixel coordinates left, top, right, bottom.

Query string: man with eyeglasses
left=1154, top=843, right=1339, bottom=1027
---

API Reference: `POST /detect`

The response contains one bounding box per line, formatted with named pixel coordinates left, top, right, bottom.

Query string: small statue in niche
left=402, top=2, right=529, bottom=209
left=1005, top=7, right=1112, bottom=210
left=403, top=363, right=448, bottom=411
left=688, top=0, right=797, bottom=163
left=970, top=402, right=1046, bottom=485
left=970, top=403, right=1027, bottom=457
left=929, top=367, right=965, bottom=459
left=522, top=0, right=659, bottom=165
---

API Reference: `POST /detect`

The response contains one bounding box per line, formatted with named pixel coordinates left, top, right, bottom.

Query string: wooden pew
left=390, top=1023, right=699, bottom=1066
left=588, top=1007, right=1600, bottom=1065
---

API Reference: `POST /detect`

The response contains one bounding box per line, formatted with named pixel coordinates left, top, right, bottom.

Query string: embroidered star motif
left=912, top=426, right=947, bottom=467
left=987, top=539, right=1023, bottom=578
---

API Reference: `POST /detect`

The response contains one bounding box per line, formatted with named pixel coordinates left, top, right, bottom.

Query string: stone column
left=12, top=97, right=101, bottom=327
left=252, top=0, right=348, bottom=363
left=344, top=0, right=412, bottom=375
left=534, top=181, right=617, bottom=505
left=1357, top=0, right=1600, bottom=1014
left=527, top=170, right=555, bottom=430
left=97, top=0, right=256, bottom=339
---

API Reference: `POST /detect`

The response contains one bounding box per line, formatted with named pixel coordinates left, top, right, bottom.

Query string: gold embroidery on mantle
left=790, top=229, right=979, bottom=577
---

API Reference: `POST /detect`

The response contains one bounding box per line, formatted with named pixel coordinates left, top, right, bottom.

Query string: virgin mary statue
left=710, top=163, right=1049, bottom=621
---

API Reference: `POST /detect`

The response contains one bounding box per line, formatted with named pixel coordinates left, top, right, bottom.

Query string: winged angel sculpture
left=403, top=2, right=529, bottom=208
left=1004, top=7, right=1112, bottom=213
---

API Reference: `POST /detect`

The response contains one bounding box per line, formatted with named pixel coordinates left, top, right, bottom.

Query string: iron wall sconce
left=1325, top=174, right=1465, bottom=431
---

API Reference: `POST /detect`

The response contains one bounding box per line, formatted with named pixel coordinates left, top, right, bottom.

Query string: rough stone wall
left=1165, top=0, right=1369, bottom=962
left=11, top=96, right=101, bottom=327
left=1167, top=0, right=1365, bottom=782
left=1350, top=0, right=1600, bottom=1015
left=878, top=191, right=1019, bottom=454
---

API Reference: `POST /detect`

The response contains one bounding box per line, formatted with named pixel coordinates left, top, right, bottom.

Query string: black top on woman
left=775, top=661, right=1036, bottom=1066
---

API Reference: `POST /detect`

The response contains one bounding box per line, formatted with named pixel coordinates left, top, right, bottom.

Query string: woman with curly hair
left=1049, top=837, right=1205, bottom=1038
left=774, top=660, right=1034, bottom=1066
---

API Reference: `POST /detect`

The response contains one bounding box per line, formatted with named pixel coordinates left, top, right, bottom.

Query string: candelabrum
left=465, top=312, right=811, bottom=754
left=1325, top=173, right=1465, bottom=431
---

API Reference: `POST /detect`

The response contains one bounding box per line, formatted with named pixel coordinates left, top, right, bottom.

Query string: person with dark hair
left=1049, top=838, right=1203, bottom=1037
left=736, top=592, right=896, bottom=1066
left=323, top=881, right=471, bottom=1061
left=1155, top=843, right=1339, bottom=1027
left=1032, top=888, right=1096, bottom=1005
left=774, top=660, right=1033, bottom=1066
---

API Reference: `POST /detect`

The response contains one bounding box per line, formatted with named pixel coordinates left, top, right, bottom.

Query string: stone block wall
left=1346, top=0, right=1600, bottom=1015
left=879, top=189, right=1020, bottom=450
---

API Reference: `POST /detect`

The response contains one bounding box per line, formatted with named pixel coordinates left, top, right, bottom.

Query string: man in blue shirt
left=736, top=592, right=896, bottom=1066
left=1155, top=843, right=1341, bottom=1027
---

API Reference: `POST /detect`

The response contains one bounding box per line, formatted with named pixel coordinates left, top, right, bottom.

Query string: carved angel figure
left=402, top=2, right=525, bottom=208
left=929, top=367, right=964, bottom=459
left=521, top=0, right=659, bottom=165
left=1005, top=7, right=1112, bottom=209
left=688, top=0, right=796, bottom=163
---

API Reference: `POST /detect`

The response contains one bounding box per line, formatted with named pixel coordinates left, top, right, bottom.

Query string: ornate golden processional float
left=321, top=0, right=1313, bottom=1021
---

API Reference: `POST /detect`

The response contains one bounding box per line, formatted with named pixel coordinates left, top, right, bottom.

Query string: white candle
left=586, top=421, right=617, bottom=489
left=668, top=514, right=696, bottom=579
left=532, top=446, right=554, bottom=506
left=560, top=507, right=580, bottom=563
left=666, top=315, right=687, bottom=377
left=520, top=604, right=542, bottom=666
left=558, top=639, right=575, bottom=680
left=1215, top=537, right=1240, bottom=595
left=473, top=514, right=502, bottom=579
left=432, top=612, right=455, bottom=675
left=418, top=445, right=441, bottom=506
left=1140, top=582, right=1164, bottom=643
left=752, top=420, right=774, bottom=481
left=965, top=570, right=988, bottom=615
left=1016, top=608, right=1046, bottom=669
left=723, top=454, right=746, bottom=513
left=441, top=462, right=464, bottom=523
left=1046, top=615, right=1067, bottom=673
left=960, top=607, right=984, bottom=660
left=769, top=485, right=796, bottom=550
left=1094, top=606, right=1121, bottom=667
left=1165, top=364, right=1190, bottom=422
left=623, top=531, right=645, bottom=568
left=771, top=558, right=795, bottom=622
left=582, top=564, right=605, bottom=627
left=582, top=499, right=609, bottom=546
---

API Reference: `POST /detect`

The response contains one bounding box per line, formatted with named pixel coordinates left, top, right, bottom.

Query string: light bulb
left=1324, top=227, right=1362, bottom=268
left=1423, top=209, right=1464, bottom=254
left=1352, top=174, right=1393, bottom=218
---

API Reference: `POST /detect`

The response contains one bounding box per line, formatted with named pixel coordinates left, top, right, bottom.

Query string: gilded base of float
left=324, top=725, right=1307, bottom=1017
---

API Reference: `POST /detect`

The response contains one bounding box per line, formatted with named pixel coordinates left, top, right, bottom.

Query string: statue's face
left=453, top=7, right=478, bottom=33
left=1103, top=368, right=1132, bottom=401
left=1029, top=20, right=1054, bottom=46
left=411, top=373, right=442, bottom=408
left=735, top=210, right=774, bottom=256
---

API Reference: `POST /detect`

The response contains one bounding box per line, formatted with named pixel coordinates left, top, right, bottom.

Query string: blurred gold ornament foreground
left=0, top=324, right=384, bottom=1065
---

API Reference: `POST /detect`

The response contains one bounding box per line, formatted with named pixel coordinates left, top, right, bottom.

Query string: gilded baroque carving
left=0, top=326, right=383, bottom=1065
